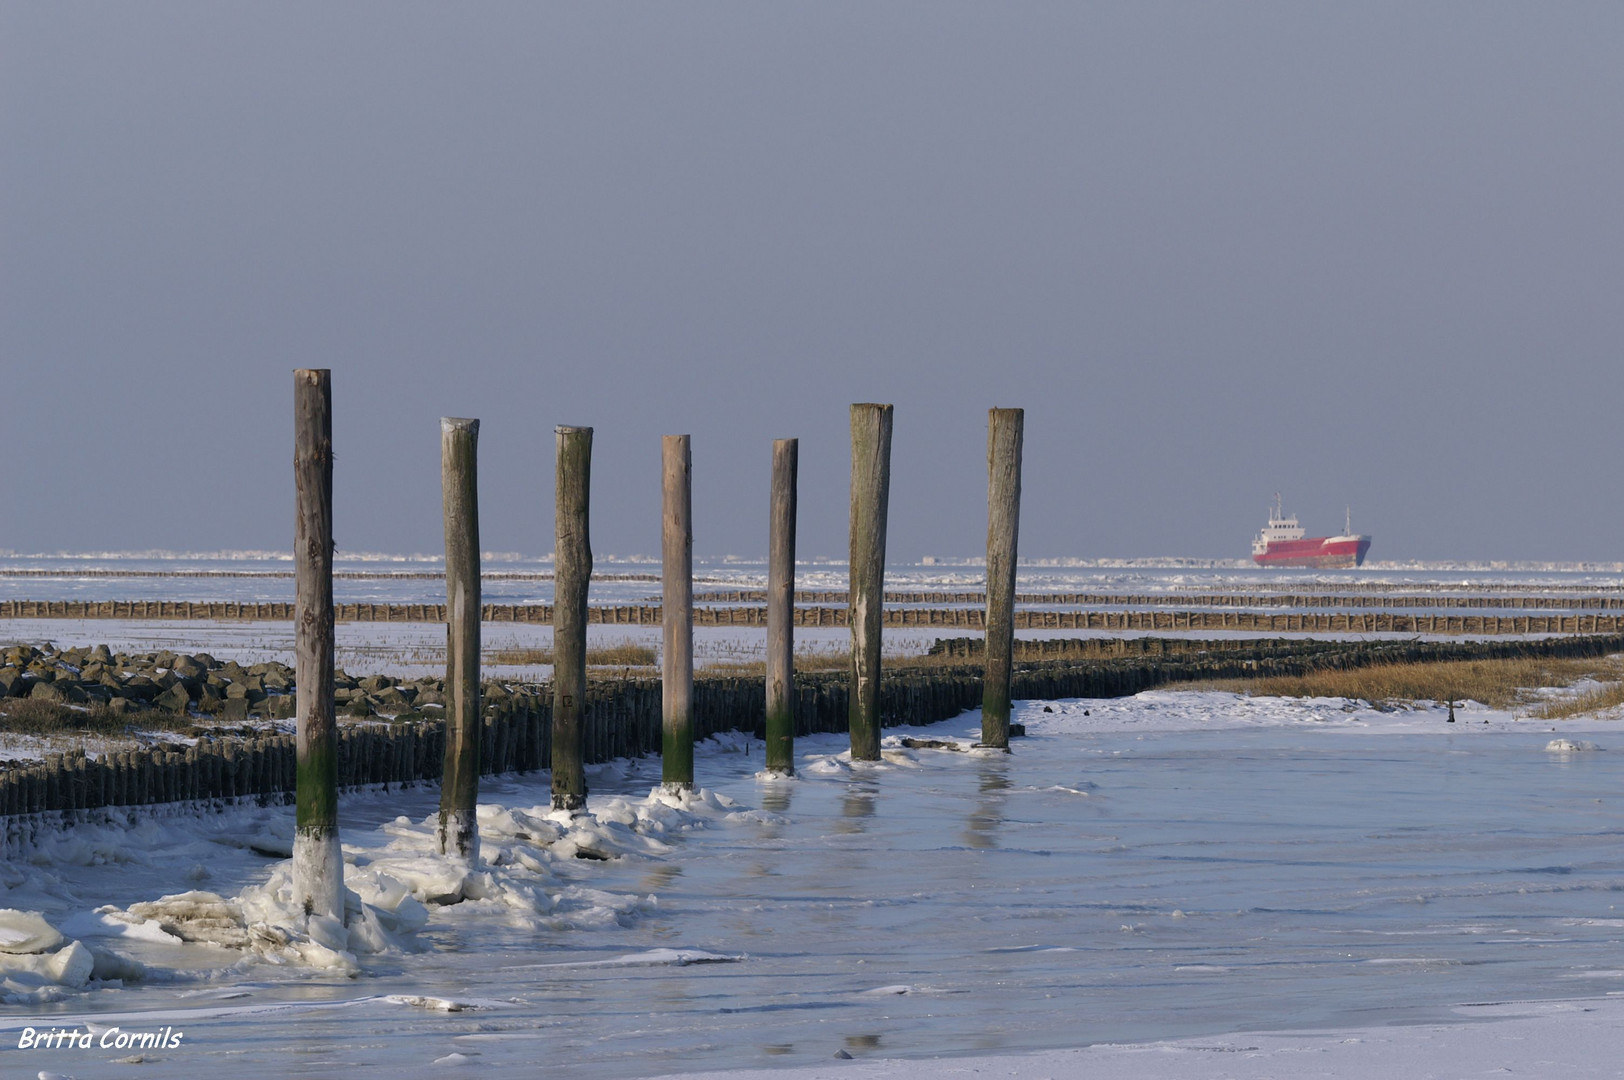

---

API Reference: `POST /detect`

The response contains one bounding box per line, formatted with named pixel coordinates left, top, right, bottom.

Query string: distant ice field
left=4, top=692, right=1624, bottom=1077
left=3, top=554, right=1623, bottom=604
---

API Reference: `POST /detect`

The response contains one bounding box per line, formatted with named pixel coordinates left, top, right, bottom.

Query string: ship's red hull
left=1253, top=537, right=1371, bottom=568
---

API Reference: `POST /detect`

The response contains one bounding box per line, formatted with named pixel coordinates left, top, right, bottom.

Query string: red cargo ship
left=1251, top=495, right=1371, bottom=568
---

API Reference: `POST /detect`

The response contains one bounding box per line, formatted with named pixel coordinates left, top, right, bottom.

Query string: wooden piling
left=552, top=425, right=593, bottom=812
left=661, top=435, right=695, bottom=791
left=765, top=438, right=798, bottom=775
left=848, top=403, right=893, bottom=761
left=292, top=369, right=343, bottom=922
left=982, top=408, right=1023, bottom=749
left=438, top=417, right=481, bottom=859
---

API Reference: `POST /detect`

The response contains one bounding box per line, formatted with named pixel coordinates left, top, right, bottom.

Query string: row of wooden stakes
left=5, top=599, right=1616, bottom=635
left=284, top=370, right=1027, bottom=926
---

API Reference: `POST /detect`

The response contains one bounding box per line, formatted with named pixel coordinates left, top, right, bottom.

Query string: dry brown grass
left=487, top=643, right=658, bottom=667
left=487, top=647, right=550, bottom=665
left=1529, top=678, right=1624, bottom=720
left=587, top=643, right=658, bottom=667
left=0, top=697, right=189, bottom=735
left=1195, top=655, right=1624, bottom=713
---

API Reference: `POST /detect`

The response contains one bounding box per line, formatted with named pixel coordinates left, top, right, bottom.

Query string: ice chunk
left=305, top=914, right=348, bottom=953
left=288, top=937, right=358, bottom=973
left=0, top=910, right=64, bottom=954
left=387, top=994, right=481, bottom=1011
left=432, top=1052, right=474, bottom=1065
left=345, top=871, right=430, bottom=935
left=60, top=908, right=184, bottom=945
left=126, top=891, right=251, bottom=949
left=243, top=825, right=294, bottom=858
left=0, top=938, right=93, bottom=988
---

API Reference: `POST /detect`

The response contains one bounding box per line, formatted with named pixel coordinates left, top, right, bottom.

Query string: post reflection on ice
left=759, top=782, right=793, bottom=816
left=964, top=761, right=1011, bottom=850
left=837, top=781, right=878, bottom=832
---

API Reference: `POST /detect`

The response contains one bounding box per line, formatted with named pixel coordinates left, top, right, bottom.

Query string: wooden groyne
left=4, top=599, right=1622, bottom=635
left=0, top=669, right=945, bottom=831
left=7, top=632, right=1624, bottom=829
left=696, top=590, right=1624, bottom=611
left=928, top=633, right=1624, bottom=665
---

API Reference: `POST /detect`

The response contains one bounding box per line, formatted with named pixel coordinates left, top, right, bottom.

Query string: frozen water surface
left=4, top=692, right=1624, bottom=1077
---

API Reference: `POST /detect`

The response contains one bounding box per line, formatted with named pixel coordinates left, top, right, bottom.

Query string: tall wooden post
left=293, top=369, right=342, bottom=923
left=765, top=438, right=798, bottom=775
left=982, top=408, right=1024, bottom=749
left=552, top=425, right=593, bottom=812
left=848, top=403, right=892, bottom=762
left=439, top=417, right=481, bottom=858
left=661, top=435, right=694, bottom=790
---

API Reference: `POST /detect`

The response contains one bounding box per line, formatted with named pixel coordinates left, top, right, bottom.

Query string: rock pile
left=0, top=645, right=452, bottom=725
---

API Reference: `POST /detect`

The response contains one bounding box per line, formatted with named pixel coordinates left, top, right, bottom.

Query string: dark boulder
left=156, top=682, right=192, bottom=714
left=171, top=655, right=207, bottom=680
left=29, top=680, right=67, bottom=703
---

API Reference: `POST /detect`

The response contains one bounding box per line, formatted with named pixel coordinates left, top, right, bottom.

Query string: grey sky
left=4, top=3, right=1620, bottom=562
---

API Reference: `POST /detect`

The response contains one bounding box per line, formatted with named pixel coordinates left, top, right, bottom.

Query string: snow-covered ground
left=2, top=689, right=1624, bottom=1076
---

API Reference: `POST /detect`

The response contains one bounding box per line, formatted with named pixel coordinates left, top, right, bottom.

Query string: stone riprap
left=0, top=643, right=446, bottom=725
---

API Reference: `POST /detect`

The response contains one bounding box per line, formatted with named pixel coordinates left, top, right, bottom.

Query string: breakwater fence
left=8, top=631, right=1624, bottom=847
left=701, top=590, right=1624, bottom=611
left=4, top=599, right=1624, bottom=636
left=928, top=633, right=1624, bottom=666
left=0, top=668, right=928, bottom=850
